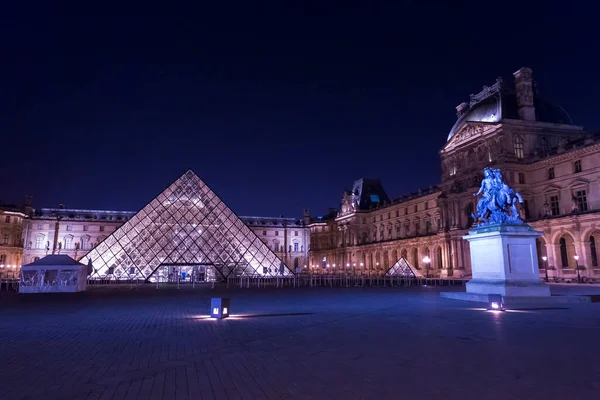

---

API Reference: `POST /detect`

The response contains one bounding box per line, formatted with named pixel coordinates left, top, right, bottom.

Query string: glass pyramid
left=384, top=257, right=422, bottom=278
left=81, top=170, right=293, bottom=281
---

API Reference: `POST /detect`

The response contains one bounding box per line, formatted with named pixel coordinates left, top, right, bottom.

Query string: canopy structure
left=385, top=257, right=423, bottom=278
left=19, top=255, right=88, bottom=293
left=81, top=170, right=293, bottom=282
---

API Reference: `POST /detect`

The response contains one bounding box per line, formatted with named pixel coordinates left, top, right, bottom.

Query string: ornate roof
left=447, top=75, right=574, bottom=142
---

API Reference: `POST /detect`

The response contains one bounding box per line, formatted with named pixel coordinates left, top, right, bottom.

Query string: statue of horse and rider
left=472, top=168, right=524, bottom=225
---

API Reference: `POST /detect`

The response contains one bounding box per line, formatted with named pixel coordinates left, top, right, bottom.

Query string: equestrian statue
left=472, top=167, right=524, bottom=226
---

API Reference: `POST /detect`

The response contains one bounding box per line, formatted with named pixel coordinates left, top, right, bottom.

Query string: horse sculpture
left=472, top=168, right=524, bottom=226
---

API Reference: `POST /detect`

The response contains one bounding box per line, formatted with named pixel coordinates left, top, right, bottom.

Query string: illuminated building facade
left=6, top=67, right=600, bottom=283
left=308, top=67, right=600, bottom=282
left=0, top=203, right=28, bottom=276
left=19, top=172, right=310, bottom=280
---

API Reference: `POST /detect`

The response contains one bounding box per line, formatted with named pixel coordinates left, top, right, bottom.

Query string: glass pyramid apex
left=81, top=169, right=293, bottom=281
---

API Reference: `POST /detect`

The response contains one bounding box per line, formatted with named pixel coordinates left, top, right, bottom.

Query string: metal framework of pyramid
left=384, top=257, right=422, bottom=278
left=81, top=170, right=293, bottom=281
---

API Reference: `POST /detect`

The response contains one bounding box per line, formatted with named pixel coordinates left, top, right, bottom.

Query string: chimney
left=302, top=208, right=310, bottom=224
left=513, top=67, right=536, bottom=121
left=456, top=102, right=469, bottom=118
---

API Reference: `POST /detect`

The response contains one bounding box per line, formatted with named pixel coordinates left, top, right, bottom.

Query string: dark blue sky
left=1, top=1, right=597, bottom=218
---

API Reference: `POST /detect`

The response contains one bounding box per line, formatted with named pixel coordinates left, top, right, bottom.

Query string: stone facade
left=308, top=67, right=600, bottom=282
left=20, top=207, right=310, bottom=275
left=0, top=205, right=28, bottom=277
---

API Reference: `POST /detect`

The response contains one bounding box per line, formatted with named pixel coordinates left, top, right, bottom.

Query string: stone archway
left=584, top=230, right=600, bottom=268
left=536, top=237, right=547, bottom=269
left=412, top=248, right=419, bottom=269
left=558, top=233, right=577, bottom=269
left=436, top=246, right=443, bottom=269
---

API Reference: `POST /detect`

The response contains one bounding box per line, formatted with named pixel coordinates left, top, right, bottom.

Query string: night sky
left=2, top=2, right=597, bottom=218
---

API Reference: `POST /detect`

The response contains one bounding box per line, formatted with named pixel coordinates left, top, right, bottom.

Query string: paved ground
left=1, top=284, right=599, bottom=400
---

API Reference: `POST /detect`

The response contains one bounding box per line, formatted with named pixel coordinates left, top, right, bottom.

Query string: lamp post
left=574, top=254, right=581, bottom=283
left=423, top=256, right=431, bottom=279
left=542, top=256, right=548, bottom=282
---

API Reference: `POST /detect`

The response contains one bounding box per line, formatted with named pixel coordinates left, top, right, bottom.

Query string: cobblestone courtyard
left=1, top=285, right=599, bottom=400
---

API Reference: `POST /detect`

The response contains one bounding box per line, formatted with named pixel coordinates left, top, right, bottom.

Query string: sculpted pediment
left=542, top=185, right=562, bottom=194
left=443, top=122, right=496, bottom=152
left=568, top=178, right=590, bottom=189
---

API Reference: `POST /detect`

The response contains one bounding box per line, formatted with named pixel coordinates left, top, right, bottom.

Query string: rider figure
left=473, top=168, right=495, bottom=220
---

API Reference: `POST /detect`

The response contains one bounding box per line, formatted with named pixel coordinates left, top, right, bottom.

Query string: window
left=2, top=234, right=8, bottom=245
left=396, top=225, right=401, bottom=236
left=396, top=210, right=399, bottom=217
left=550, top=195, right=560, bottom=216
left=274, top=241, right=280, bottom=252
left=66, top=225, right=73, bottom=231
left=5, top=216, right=10, bottom=223
left=548, top=167, right=555, bottom=180
left=35, top=235, right=44, bottom=249
left=81, top=236, right=90, bottom=250
left=559, top=238, right=568, bottom=267
left=574, top=160, right=582, bottom=173
left=539, top=137, right=550, bottom=157
left=99, top=226, right=105, bottom=232
left=275, top=231, right=279, bottom=236
left=262, top=230, right=266, bottom=235
left=294, top=242, right=299, bottom=252
left=362, top=217, right=366, bottom=224
left=591, top=236, right=598, bottom=267
left=294, top=231, right=298, bottom=236
left=64, top=236, right=73, bottom=250
left=518, top=172, right=525, bottom=184
left=513, top=136, right=524, bottom=159
left=425, top=201, right=429, bottom=210
left=83, top=225, right=88, bottom=232
left=0, top=254, right=5, bottom=264
left=387, top=213, right=390, bottom=219
left=575, top=190, right=588, bottom=211
left=37, top=223, right=43, bottom=230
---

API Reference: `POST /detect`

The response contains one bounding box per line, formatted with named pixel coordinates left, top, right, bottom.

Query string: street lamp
left=423, top=256, right=431, bottom=279
left=574, top=254, right=581, bottom=283
left=541, top=256, right=548, bottom=282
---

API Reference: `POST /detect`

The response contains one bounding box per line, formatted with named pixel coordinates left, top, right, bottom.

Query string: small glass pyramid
left=384, top=257, right=420, bottom=277
left=81, top=170, right=292, bottom=281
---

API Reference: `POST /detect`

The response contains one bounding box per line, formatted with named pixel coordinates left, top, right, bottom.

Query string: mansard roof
left=447, top=73, right=574, bottom=142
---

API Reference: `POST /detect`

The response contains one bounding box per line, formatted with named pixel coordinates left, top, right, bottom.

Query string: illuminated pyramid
left=385, top=257, right=422, bottom=278
left=81, top=170, right=292, bottom=281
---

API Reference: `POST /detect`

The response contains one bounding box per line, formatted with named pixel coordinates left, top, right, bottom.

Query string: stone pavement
left=1, top=285, right=599, bottom=400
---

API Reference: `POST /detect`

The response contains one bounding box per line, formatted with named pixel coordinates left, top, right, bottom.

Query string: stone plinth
left=463, top=224, right=550, bottom=297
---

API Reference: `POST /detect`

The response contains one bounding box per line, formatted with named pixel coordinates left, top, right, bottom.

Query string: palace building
left=2, top=67, right=599, bottom=282
left=308, top=67, right=600, bottom=282
left=1, top=172, right=310, bottom=280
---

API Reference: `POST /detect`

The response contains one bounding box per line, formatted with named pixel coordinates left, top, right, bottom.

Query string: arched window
left=0, top=254, right=6, bottom=264
left=412, top=248, right=419, bottom=268
left=293, top=257, right=299, bottom=269
left=514, top=136, right=524, bottom=159
left=560, top=238, right=568, bottom=267
left=590, top=236, right=598, bottom=267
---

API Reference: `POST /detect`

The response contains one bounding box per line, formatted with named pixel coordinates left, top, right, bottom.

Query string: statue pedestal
left=463, top=224, right=550, bottom=297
